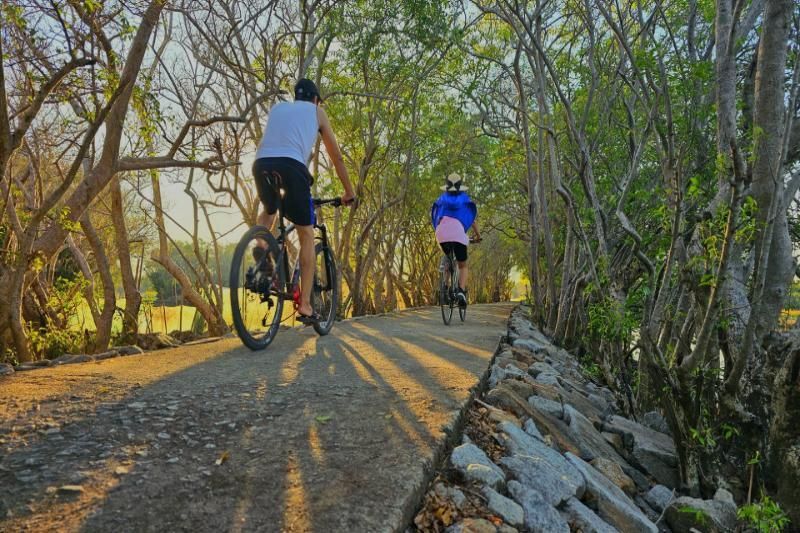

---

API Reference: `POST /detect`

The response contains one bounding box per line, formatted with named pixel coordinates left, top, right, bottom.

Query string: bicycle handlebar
left=314, top=198, right=342, bottom=207
left=314, top=197, right=358, bottom=208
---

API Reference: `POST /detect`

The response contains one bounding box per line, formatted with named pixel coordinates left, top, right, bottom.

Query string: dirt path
left=0, top=303, right=512, bottom=533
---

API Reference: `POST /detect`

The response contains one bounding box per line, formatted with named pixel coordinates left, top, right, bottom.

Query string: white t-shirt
left=255, top=101, right=319, bottom=165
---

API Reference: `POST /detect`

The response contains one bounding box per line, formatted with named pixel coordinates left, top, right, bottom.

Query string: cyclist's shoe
left=457, top=288, right=468, bottom=307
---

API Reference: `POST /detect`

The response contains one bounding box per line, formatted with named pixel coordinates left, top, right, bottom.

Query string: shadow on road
left=0, top=304, right=511, bottom=532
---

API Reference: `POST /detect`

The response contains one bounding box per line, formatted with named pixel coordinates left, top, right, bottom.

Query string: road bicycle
left=229, top=174, right=343, bottom=350
left=438, top=238, right=480, bottom=325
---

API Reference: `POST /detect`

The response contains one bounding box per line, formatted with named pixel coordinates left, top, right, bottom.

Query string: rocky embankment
left=414, top=306, right=739, bottom=533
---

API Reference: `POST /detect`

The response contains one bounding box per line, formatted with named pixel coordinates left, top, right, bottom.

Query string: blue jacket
left=431, top=191, right=477, bottom=231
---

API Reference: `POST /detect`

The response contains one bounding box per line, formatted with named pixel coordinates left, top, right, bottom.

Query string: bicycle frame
left=269, top=191, right=336, bottom=302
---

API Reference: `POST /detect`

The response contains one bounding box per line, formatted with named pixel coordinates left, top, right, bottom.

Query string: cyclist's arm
left=318, top=106, right=355, bottom=201
left=471, top=220, right=482, bottom=240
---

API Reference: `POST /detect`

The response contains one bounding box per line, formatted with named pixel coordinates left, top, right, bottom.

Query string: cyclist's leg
left=439, top=242, right=453, bottom=275
left=453, top=243, right=469, bottom=292
left=278, top=160, right=317, bottom=318
left=296, top=225, right=315, bottom=316
left=252, top=158, right=280, bottom=242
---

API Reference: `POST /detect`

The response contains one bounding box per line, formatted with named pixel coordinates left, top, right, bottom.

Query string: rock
left=528, top=361, right=559, bottom=377
left=507, top=480, right=569, bottom=533
left=496, top=526, right=518, bottom=533
left=536, top=373, right=561, bottom=386
left=486, top=382, right=582, bottom=456
left=486, top=384, right=533, bottom=419
left=94, top=350, right=119, bottom=361
left=182, top=337, right=221, bottom=346
left=489, top=365, right=508, bottom=388
left=487, top=408, right=521, bottom=428
left=434, top=482, right=467, bottom=509
left=528, top=395, right=567, bottom=420
left=713, top=488, right=735, bottom=506
left=51, top=354, right=77, bottom=365
left=114, top=466, right=130, bottom=476
left=587, top=393, right=612, bottom=414
left=512, top=338, right=547, bottom=353
left=445, top=518, right=497, bottom=533
left=563, top=406, right=647, bottom=492
left=57, top=485, right=85, bottom=495
left=561, top=497, right=620, bottom=533
left=451, top=443, right=505, bottom=489
left=482, top=486, right=524, bottom=527
left=31, top=359, right=53, bottom=367
left=69, top=354, right=95, bottom=364
left=602, top=432, right=625, bottom=453
left=642, top=411, right=671, bottom=435
left=502, top=379, right=537, bottom=399
left=602, top=415, right=679, bottom=488
left=135, top=333, right=181, bottom=351
left=591, top=457, right=636, bottom=496
left=565, top=453, right=658, bottom=533
left=645, top=485, right=675, bottom=513
left=501, top=455, right=577, bottom=506
left=635, top=495, right=661, bottom=524
left=523, top=419, right=543, bottom=440
left=665, top=494, right=737, bottom=533
left=0, top=363, right=13, bottom=376
left=116, top=345, right=145, bottom=356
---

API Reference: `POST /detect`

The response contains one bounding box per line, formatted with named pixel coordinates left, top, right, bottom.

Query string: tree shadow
left=0, top=304, right=509, bottom=532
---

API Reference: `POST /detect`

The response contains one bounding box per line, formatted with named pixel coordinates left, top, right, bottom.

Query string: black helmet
left=294, top=78, right=322, bottom=102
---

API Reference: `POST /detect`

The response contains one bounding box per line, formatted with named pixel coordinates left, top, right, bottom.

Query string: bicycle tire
left=229, top=226, right=285, bottom=350
left=440, top=256, right=453, bottom=325
left=312, top=243, right=339, bottom=336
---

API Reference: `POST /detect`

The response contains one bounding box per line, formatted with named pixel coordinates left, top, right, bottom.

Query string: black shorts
left=253, top=157, right=316, bottom=226
left=440, top=242, right=468, bottom=262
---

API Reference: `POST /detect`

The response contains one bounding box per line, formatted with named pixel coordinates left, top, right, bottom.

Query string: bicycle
left=438, top=238, right=480, bottom=325
left=229, top=174, right=344, bottom=350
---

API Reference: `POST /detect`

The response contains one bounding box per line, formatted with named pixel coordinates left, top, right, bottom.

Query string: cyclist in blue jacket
left=431, top=173, right=481, bottom=305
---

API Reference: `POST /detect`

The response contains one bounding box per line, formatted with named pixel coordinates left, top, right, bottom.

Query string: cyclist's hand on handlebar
left=342, top=191, right=357, bottom=208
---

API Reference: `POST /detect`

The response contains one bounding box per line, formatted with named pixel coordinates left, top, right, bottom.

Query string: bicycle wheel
left=449, top=253, right=458, bottom=320
left=312, top=243, right=338, bottom=336
left=229, top=226, right=286, bottom=350
left=440, top=256, right=453, bottom=325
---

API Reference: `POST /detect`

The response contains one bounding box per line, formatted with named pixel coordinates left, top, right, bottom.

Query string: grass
left=70, top=289, right=302, bottom=336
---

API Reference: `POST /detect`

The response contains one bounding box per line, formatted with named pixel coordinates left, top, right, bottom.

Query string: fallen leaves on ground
left=215, top=451, right=229, bottom=466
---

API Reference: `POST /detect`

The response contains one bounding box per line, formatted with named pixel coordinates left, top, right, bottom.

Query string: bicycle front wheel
left=440, top=258, right=453, bottom=325
left=312, top=243, right=339, bottom=336
left=229, top=226, right=286, bottom=350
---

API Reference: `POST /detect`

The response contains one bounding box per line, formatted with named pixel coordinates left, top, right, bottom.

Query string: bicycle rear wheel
left=229, top=226, right=286, bottom=350
left=439, top=256, right=453, bottom=325
left=312, top=243, right=338, bottom=335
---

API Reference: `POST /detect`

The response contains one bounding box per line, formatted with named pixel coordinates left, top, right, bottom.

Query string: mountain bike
left=438, top=238, right=480, bottom=325
left=229, top=177, right=344, bottom=350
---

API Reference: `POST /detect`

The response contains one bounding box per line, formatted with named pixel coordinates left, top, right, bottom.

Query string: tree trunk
left=110, top=176, right=141, bottom=343
left=81, top=215, right=116, bottom=352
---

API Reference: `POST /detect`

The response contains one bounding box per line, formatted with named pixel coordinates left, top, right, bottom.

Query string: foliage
left=737, top=496, right=791, bottom=533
